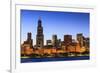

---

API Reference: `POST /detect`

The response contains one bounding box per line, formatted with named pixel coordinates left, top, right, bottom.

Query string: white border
left=11, top=4, right=96, bottom=73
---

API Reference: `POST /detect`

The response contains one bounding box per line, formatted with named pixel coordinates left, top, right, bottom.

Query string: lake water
left=21, top=56, right=89, bottom=63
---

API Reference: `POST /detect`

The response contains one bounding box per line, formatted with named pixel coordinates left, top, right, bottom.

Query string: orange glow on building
left=21, top=41, right=87, bottom=56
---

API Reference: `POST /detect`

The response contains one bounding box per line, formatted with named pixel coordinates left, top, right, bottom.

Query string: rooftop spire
left=38, top=16, right=42, bottom=27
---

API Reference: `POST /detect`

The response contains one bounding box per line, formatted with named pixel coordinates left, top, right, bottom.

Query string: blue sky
left=21, top=9, right=89, bottom=45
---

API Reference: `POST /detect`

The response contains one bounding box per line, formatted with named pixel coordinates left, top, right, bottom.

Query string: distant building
left=84, top=37, right=89, bottom=51
left=22, top=32, right=33, bottom=48
left=46, top=40, right=52, bottom=46
left=77, top=33, right=84, bottom=47
left=75, top=41, right=81, bottom=53
left=21, top=44, right=33, bottom=56
left=52, top=35, right=58, bottom=47
left=21, top=32, right=33, bottom=56
left=36, top=17, right=44, bottom=49
left=61, top=41, right=66, bottom=50
left=57, top=39, right=61, bottom=48
left=27, top=32, right=33, bottom=48
left=64, top=35, right=72, bottom=46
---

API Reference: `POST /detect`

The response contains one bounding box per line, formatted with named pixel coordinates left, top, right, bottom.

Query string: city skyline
left=21, top=9, right=90, bottom=45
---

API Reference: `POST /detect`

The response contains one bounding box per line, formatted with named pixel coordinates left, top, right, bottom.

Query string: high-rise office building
left=52, top=35, right=58, bottom=47
left=84, top=37, right=89, bottom=51
left=27, top=32, right=33, bottom=48
left=64, top=35, right=72, bottom=46
left=77, top=33, right=84, bottom=47
left=21, top=32, right=33, bottom=49
left=57, top=39, right=61, bottom=48
left=36, top=17, right=44, bottom=49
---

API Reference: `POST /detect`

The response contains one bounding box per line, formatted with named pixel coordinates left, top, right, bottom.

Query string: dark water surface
left=21, top=56, right=89, bottom=63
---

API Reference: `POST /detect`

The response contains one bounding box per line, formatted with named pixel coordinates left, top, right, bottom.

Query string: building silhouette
left=36, top=17, right=44, bottom=49
left=52, top=35, right=58, bottom=47
left=83, top=37, right=89, bottom=52
left=77, top=33, right=84, bottom=47
left=27, top=32, right=33, bottom=48
left=57, top=39, right=61, bottom=48
left=64, top=35, right=72, bottom=46
left=22, top=32, right=33, bottom=48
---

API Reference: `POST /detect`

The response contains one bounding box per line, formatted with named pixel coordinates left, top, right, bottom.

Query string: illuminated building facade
left=77, top=33, right=84, bottom=47
left=64, top=35, right=72, bottom=46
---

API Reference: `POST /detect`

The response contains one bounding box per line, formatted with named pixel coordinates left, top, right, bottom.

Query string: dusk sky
left=21, top=9, right=89, bottom=45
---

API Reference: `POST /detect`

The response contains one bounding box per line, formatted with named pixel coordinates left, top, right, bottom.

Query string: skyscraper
left=64, top=35, right=72, bottom=46
left=36, top=17, right=44, bottom=49
left=27, top=32, right=33, bottom=48
left=21, top=32, right=33, bottom=49
left=77, top=33, right=84, bottom=47
left=57, top=39, right=61, bottom=48
left=52, top=35, right=58, bottom=47
left=84, top=37, right=89, bottom=50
